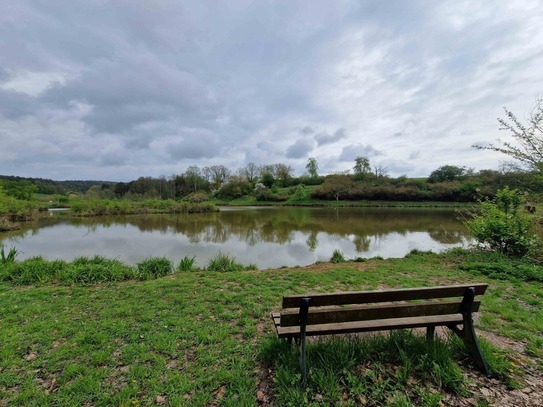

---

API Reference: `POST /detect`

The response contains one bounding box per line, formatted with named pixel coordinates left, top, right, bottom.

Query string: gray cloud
left=167, top=130, right=221, bottom=160
left=315, top=128, right=347, bottom=146
left=286, top=139, right=314, bottom=159
left=339, top=144, right=383, bottom=162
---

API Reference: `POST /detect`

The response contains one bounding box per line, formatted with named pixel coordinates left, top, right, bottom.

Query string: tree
left=373, top=163, right=389, bottom=178
left=428, top=165, right=466, bottom=183
left=204, top=165, right=231, bottom=189
left=473, top=98, right=543, bottom=173
left=306, top=157, right=319, bottom=178
left=465, top=187, right=539, bottom=257
left=184, top=166, right=206, bottom=193
left=239, top=162, right=259, bottom=184
left=353, top=156, right=371, bottom=178
left=274, top=163, right=294, bottom=186
left=315, top=174, right=354, bottom=201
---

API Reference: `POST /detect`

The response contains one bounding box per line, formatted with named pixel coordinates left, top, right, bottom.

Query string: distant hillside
left=0, top=175, right=115, bottom=195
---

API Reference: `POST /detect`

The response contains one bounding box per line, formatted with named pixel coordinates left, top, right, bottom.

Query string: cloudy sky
left=1, top=0, right=543, bottom=181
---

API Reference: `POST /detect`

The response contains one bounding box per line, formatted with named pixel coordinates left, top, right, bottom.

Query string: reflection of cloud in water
left=1, top=208, right=473, bottom=268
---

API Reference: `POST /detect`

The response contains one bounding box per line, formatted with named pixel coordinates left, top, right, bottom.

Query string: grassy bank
left=68, top=199, right=218, bottom=216
left=0, top=250, right=541, bottom=405
left=213, top=196, right=473, bottom=208
left=0, top=195, right=37, bottom=231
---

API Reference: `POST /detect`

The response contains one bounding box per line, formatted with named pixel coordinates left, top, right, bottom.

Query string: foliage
left=0, top=256, right=136, bottom=285
left=177, top=256, right=197, bottom=272
left=213, top=176, right=252, bottom=199
left=206, top=252, right=256, bottom=272
left=0, top=246, right=20, bottom=264
left=306, top=157, right=319, bottom=178
left=330, top=249, right=346, bottom=263
left=459, top=262, right=543, bottom=282
left=428, top=165, right=467, bottom=183
left=136, top=257, right=173, bottom=280
left=354, top=156, right=371, bottom=175
left=69, top=199, right=217, bottom=216
left=0, top=180, right=38, bottom=200
left=260, top=331, right=490, bottom=405
left=473, top=97, right=543, bottom=173
left=312, top=174, right=355, bottom=201
left=465, top=187, right=539, bottom=257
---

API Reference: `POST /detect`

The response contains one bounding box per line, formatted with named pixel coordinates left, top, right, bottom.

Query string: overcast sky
left=1, top=0, right=543, bottom=181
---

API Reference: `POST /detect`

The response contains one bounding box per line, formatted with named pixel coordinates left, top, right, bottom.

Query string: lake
left=0, top=206, right=472, bottom=269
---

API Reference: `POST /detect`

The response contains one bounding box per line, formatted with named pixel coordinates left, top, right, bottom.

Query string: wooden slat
left=276, top=314, right=464, bottom=338
left=280, top=300, right=480, bottom=327
left=282, top=283, right=488, bottom=308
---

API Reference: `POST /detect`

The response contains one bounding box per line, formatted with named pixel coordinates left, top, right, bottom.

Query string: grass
left=0, top=250, right=541, bottom=405
left=68, top=199, right=218, bottom=216
left=260, top=331, right=472, bottom=405
left=330, top=249, right=346, bottom=263
left=206, top=252, right=257, bottom=272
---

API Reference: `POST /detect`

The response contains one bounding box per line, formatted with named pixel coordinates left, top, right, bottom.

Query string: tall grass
left=0, top=246, right=20, bottom=264
left=260, top=331, right=513, bottom=406
left=177, top=255, right=196, bottom=272
left=69, top=199, right=218, bottom=217
left=136, top=257, right=173, bottom=280
left=206, top=252, right=257, bottom=272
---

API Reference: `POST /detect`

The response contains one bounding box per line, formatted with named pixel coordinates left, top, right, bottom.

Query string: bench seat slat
left=275, top=314, right=464, bottom=338
left=282, top=283, right=488, bottom=308
left=280, top=300, right=480, bottom=327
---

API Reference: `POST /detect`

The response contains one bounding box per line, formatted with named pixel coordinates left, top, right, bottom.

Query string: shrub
left=206, top=252, right=251, bottom=272
left=178, top=256, right=196, bottom=272
left=465, top=187, right=539, bottom=257
left=60, top=256, right=136, bottom=283
left=137, top=257, right=173, bottom=280
left=330, top=249, right=346, bottom=263
left=0, top=246, right=19, bottom=264
left=1, top=257, right=67, bottom=285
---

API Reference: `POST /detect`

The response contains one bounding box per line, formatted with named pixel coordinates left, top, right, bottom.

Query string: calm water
left=0, top=206, right=472, bottom=269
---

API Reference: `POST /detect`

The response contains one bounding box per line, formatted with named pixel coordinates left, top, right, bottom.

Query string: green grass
left=68, top=199, right=218, bottom=217
left=0, top=250, right=541, bottom=405
left=206, top=252, right=257, bottom=272
left=330, top=249, right=346, bottom=263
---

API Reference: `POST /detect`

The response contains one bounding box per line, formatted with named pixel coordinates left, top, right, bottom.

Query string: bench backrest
left=280, top=283, right=488, bottom=327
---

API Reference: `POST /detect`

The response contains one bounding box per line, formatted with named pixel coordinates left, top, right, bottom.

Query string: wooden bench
left=271, top=284, right=490, bottom=384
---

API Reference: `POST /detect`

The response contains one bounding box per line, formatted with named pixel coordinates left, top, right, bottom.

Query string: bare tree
left=473, top=98, right=543, bottom=173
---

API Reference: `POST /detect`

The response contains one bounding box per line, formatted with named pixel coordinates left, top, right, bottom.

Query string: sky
left=1, top=0, right=543, bottom=182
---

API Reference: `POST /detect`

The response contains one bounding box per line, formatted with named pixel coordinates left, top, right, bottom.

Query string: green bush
left=465, top=187, right=539, bottom=257
left=330, top=249, right=346, bottom=263
left=61, top=256, right=136, bottom=283
left=136, top=257, right=173, bottom=280
left=178, top=256, right=196, bottom=272
left=0, top=246, right=20, bottom=264
left=1, top=257, right=67, bottom=285
left=206, top=252, right=254, bottom=272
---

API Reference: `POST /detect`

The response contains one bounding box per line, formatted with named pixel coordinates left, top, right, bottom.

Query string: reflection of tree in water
left=428, top=229, right=465, bottom=244
left=306, top=231, right=318, bottom=251
left=353, top=235, right=370, bottom=252
left=7, top=208, right=473, bottom=251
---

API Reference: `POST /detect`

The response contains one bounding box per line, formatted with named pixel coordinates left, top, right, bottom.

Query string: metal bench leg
left=447, top=287, right=490, bottom=377
left=426, top=326, right=435, bottom=341
left=299, top=297, right=311, bottom=388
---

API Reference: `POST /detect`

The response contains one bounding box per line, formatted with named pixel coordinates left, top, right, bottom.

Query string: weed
left=136, top=257, right=173, bottom=280
left=330, top=249, right=345, bottom=263
left=177, top=255, right=196, bottom=272
left=0, top=245, right=20, bottom=264
left=206, top=252, right=253, bottom=272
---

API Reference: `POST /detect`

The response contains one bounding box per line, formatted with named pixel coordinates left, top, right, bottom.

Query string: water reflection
left=0, top=207, right=473, bottom=268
